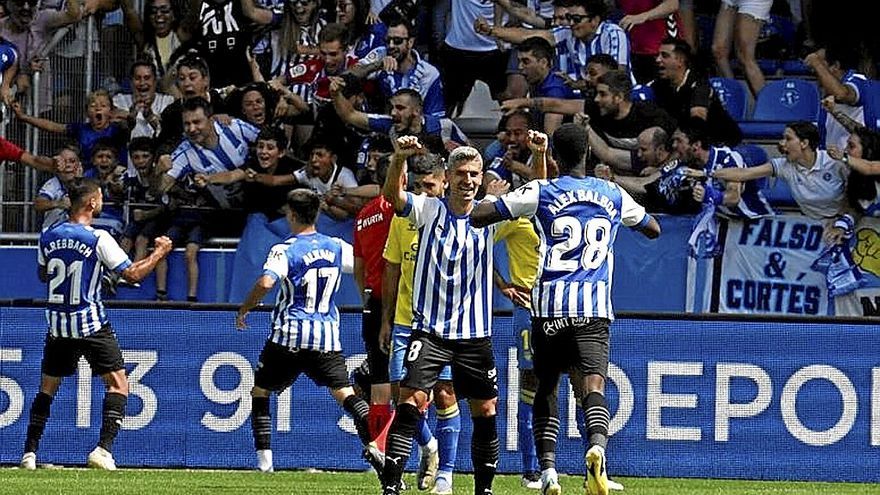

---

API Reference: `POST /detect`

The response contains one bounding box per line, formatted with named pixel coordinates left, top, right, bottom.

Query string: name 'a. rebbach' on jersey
left=39, top=223, right=132, bottom=338
left=498, top=176, right=648, bottom=320
left=262, top=233, right=353, bottom=352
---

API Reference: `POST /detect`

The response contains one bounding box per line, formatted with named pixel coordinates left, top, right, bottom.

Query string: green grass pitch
left=1, top=468, right=878, bottom=495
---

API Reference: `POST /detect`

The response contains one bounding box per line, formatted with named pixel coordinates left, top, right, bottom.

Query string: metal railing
left=1, top=13, right=137, bottom=234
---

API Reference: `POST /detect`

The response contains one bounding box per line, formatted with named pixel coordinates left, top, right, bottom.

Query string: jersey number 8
left=547, top=216, right=612, bottom=272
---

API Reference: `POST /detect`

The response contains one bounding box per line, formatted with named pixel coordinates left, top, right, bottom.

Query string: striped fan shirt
left=167, top=118, right=259, bottom=180
left=39, top=223, right=132, bottom=338
left=402, top=193, right=497, bottom=340
left=263, top=233, right=354, bottom=352
left=552, top=20, right=632, bottom=83
left=497, top=176, right=647, bottom=319
left=705, top=146, right=774, bottom=219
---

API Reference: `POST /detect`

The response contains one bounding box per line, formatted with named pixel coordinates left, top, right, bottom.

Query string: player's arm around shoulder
left=473, top=178, right=543, bottom=228
left=617, top=184, right=661, bottom=239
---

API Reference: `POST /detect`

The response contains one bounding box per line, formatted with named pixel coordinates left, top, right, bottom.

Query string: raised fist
left=393, top=135, right=424, bottom=159
left=527, top=130, right=548, bottom=155
left=853, top=228, right=880, bottom=277
left=153, top=236, right=173, bottom=257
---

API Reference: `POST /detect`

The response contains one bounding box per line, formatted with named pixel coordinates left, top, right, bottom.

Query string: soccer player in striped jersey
left=490, top=129, right=547, bottom=490
left=236, top=189, right=381, bottom=476
left=380, top=137, right=500, bottom=495
left=21, top=178, right=172, bottom=471
left=473, top=124, right=661, bottom=495
left=382, top=158, right=459, bottom=494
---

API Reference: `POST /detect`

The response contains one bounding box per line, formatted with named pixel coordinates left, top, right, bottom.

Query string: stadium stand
left=710, top=77, right=749, bottom=121
left=739, top=79, right=820, bottom=139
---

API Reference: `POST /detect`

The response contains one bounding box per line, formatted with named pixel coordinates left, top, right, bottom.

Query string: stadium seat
left=733, top=143, right=770, bottom=189
left=710, top=77, right=749, bottom=121
left=739, top=79, right=819, bottom=139
left=452, top=81, right=501, bottom=137
left=780, top=60, right=811, bottom=76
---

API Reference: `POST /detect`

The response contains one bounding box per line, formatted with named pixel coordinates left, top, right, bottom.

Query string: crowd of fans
left=1, top=0, right=880, bottom=301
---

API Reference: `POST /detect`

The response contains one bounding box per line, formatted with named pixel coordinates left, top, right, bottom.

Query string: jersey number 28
left=547, top=216, right=611, bottom=272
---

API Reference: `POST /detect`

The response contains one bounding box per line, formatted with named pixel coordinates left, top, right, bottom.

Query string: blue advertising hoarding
left=1, top=306, right=878, bottom=482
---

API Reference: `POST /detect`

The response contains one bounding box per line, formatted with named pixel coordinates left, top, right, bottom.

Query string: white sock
left=425, top=437, right=438, bottom=452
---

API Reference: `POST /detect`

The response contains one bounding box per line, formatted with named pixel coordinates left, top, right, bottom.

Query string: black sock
left=252, top=396, right=272, bottom=450
left=533, top=373, right=561, bottom=471
left=472, top=415, right=499, bottom=494
left=342, top=394, right=372, bottom=445
left=98, top=392, right=127, bottom=452
left=582, top=392, right=609, bottom=449
left=24, top=392, right=54, bottom=454
left=383, top=402, right=421, bottom=489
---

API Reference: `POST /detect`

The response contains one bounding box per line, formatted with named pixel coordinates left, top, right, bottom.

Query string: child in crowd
left=12, top=89, right=129, bottom=171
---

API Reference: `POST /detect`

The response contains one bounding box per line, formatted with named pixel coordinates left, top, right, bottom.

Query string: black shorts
left=254, top=341, right=350, bottom=392
left=531, top=317, right=611, bottom=379
left=361, top=296, right=390, bottom=384
left=401, top=331, right=497, bottom=400
left=41, top=325, right=125, bottom=377
left=166, top=219, right=203, bottom=246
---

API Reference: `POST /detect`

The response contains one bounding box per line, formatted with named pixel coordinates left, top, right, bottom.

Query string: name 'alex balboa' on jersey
left=497, top=176, right=649, bottom=319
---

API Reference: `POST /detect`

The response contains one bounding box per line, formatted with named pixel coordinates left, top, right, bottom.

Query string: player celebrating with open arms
left=236, top=189, right=384, bottom=476
left=380, top=137, right=501, bottom=495
left=473, top=124, right=661, bottom=495
left=22, top=178, right=173, bottom=471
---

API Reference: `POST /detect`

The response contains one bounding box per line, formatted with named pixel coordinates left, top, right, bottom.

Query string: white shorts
left=721, top=0, right=772, bottom=21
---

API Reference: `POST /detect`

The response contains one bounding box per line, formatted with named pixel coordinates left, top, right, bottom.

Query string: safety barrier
left=0, top=302, right=877, bottom=482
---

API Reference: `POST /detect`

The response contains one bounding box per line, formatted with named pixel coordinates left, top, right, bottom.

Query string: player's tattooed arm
left=471, top=201, right=506, bottom=228
left=120, top=236, right=173, bottom=283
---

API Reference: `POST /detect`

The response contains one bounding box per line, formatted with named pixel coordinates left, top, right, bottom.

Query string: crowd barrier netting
left=1, top=304, right=878, bottom=482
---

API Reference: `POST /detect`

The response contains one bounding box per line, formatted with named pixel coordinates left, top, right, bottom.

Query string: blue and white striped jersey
left=167, top=118, right=259, bottom=180
left=263, top=233, right=354, bottom=352
left=552, top=21, right=632, bottom=82
left=38, top=223, right=132, bottom=338
left=818, top=70, right=877, bottom=149
left=38, top=177, right=71, bottom=231
left=497, top=176, right=647, bottom=319
left=377, top=50, right=445, bottom=118
left=705, top=146, right=774, bottom=219
left=402, top=193, right=497, bottom=340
